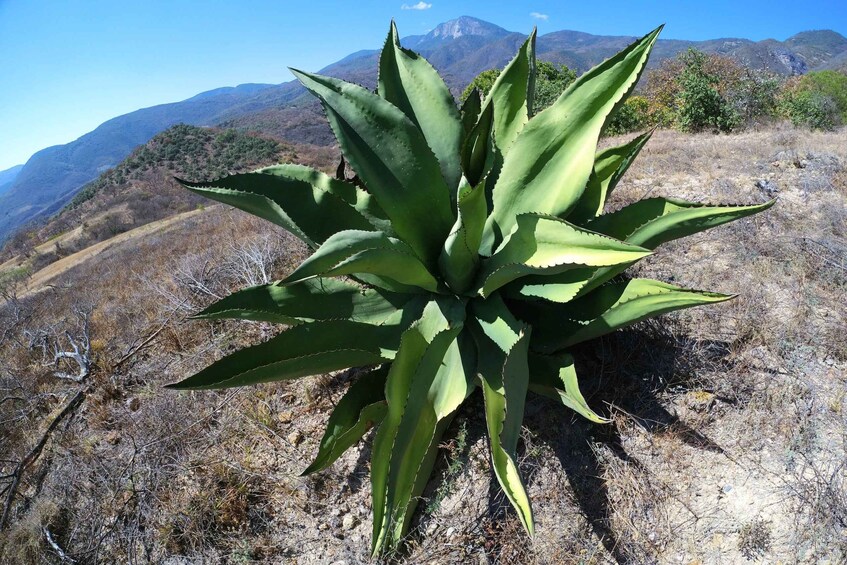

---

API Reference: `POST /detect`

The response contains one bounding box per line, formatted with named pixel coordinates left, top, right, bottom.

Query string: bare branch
left=43, top=526, right=76, bottom=563
left=1, top=388, right=86, bottom=530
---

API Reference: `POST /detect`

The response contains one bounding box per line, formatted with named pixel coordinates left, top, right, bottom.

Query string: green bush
left=778, top=70, right=847, bottom=130
left=604, top=95, right=650, bottom=135
left=676, top=50, right=741, bottom=132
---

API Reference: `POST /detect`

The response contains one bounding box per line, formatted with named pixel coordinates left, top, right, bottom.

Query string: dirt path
left=19, top=207, right=211, bottom=297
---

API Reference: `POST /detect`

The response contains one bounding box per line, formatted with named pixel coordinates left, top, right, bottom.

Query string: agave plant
left=167, top=22, right=773, bottom=554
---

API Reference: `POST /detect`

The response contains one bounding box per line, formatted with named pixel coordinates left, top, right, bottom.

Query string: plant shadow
left=522, top=320, right=734, bottom=563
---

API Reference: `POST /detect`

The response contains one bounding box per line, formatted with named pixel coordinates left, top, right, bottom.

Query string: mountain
left=2, top=16, right=846, bottom=241
left=0, top=164, right=23, bottom=197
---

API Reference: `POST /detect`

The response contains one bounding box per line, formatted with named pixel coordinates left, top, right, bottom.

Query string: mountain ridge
left=2, top=16, right=846, bottom=240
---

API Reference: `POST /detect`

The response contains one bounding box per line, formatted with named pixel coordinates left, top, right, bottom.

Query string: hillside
left=0, top=125, right=844, bottom=563
left=0, top=164, right=23, bottom=197
left=2, top=16, right=846, bottom=241
left=0, top=124, right=336, bottom=272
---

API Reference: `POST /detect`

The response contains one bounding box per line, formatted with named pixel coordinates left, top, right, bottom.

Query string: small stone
left=287, top=430, right=303, bottom=446
left=446, top=526, right=455, bottom=537
left=342, top=514, right=357, bottom=530
left=277, top=410, right=293, bottom=423
left=126, top=397, right=140, bottom=412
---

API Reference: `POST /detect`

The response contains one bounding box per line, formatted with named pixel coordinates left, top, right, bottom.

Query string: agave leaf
left=290, top=69, right=454, bottom=266
left=585, top=197, right=777, bottom=249
left=192, top=278, right=409, bottom=325
left=439, top=178, right=487, bottom=294
left=528, top=353, right=609, bottom=423
left=461, top=100, right=496, bottom=187
left=460, top=87, right=482, bottom=137
left=266, top=164, right=392, bottom=233
left=480, top=30, right=537, bottom=156
left=176, top=164, right=386, bottom=249
left=281, top=230, right=441, bottom=293
left=165, top=317, right=413, bottom=390
left=516, top=278, right=733, bottom=353
left=476, top=213, right=652, bottom=297
left=510, top=198, right=774, bottom=303
left=470, top=296, right=534, bottom=535
left=371, top=299, right=471, bottom=554
left=378, top=21, right=463, bottom=193
left=482, top=27, right=662, bottom=254
left=567, top=129, right=654, bottom=224
left=502, top=267, right=597, bottom=304
left=301, top=365, right=389, bottom=475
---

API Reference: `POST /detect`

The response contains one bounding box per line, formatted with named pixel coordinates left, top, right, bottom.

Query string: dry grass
left=0, top=125, right=845, bottom=564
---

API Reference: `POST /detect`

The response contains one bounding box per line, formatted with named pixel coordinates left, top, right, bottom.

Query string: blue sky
left=1, top=0, right=846, bottom=171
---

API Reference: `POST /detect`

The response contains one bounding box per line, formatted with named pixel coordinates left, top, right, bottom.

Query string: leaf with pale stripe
left=480, top=30, right=537, bottom=156
left=439, top=178, right=487, bottom=294
left=370, top=299, right=470, bottom=554
left=567, top=129, right=654, bottom=224
left=470, top=296, right=534, bottom=535
left=291, top=68, right=455, bottom=265
left=282, top=230, right=441, bottom=293
left=192, top=278, right=409, bottom=325
left=378, top=21, right=463, bottom=193
left=177, top=164, right=384, bottom=248
left=482, top=27, right=662, bottom=254
left=165, top=319, right=405, bottom=390
left=476, top=213, right=651, bottom=297
left=516, top=278, right=733, bottom=353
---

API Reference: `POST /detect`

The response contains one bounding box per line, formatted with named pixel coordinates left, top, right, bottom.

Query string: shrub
left=645, top=48, right=780, bottom=132
left=167, top=21, right=772, bottom=555
left=778, top=70, right=847, bottom=130
left=604, top=95, right=650, bottom=135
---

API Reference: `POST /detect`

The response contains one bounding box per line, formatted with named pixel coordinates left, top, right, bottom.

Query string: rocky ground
left=0, top=125, right=844, bottom=564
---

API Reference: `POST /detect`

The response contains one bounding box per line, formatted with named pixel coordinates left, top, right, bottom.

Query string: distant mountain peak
left=427, top=16, right=508, bottom=40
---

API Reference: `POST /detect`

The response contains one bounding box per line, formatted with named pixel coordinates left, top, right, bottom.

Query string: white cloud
left=530, top=12, right=549, bottom=20
left=401, top=2, right=432, bottom=9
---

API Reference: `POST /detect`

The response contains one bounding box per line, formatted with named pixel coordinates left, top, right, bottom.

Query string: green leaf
left=282, top=230, right=441, bottom=293
left=469, top=297, right=534, bottom=536
left=192, top=278, right=409, bottom=325
left=482, top=27, right=662, bottom=254
left=301, top=365, right=389, bottom=475
left=371, top=299, right=471, bottom=554
left=438, top=178, right=487, bottom=294
left=567, top=129, right=654, bottom=224
left=480, top=30, right=537, bottom=156
left=549, top=197, right=777, bottom=299
left=476, top=213, right=652, bottom=297
left=378, top=21, right=463, bottom=194
left=502, top=267, right=597, bottom=304
left=528, top=353, right=609, bottom=423
left=585, top=197, right=776, bottom=249
left=291, top=68, right=455, bottom=266
left=516, top=278, right=733, bottom=353
left=176, top=164, right=385, bottom=248
left=165, top=319, right=409, bottom=390
left=461, top=100, right=495, bottom=188
left=460, top=87, right=482, bottom=137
